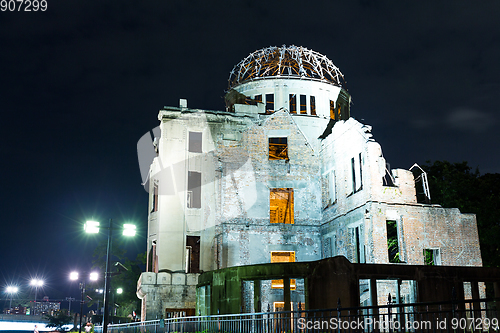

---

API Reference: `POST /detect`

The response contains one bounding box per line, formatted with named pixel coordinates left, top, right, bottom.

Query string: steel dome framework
left=228, top=45, right=345, bottom=89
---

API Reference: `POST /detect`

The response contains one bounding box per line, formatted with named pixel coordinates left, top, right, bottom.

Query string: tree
left=45, top=311, right=73, bottom=331
left=421, top=161, right=500, bottom=268
left=89, top=239, right=146, bottom=318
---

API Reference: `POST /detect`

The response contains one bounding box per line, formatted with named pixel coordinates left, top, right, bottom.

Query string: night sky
left=1, top=1, right=499, bottom=308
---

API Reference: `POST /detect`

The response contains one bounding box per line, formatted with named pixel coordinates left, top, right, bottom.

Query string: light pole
left=6, top=286, right=19, bottom=311
left=66, top=297, right=75, bottom=316
left=84, top=219, right=136, bottom=333
left=70, top=271, right=98, bottom=333
left=30, top=279, right=44, bottom=315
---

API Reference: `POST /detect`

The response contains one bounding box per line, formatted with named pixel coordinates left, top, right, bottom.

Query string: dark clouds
left=1, top=0, right=499, bottom=300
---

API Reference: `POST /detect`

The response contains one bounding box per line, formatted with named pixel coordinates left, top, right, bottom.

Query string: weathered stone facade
left=136, top=46, right=483, bottom=320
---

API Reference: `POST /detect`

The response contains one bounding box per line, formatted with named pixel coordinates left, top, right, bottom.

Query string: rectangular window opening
left=424, top=249, right=440, bottom=265
left=265, top=94, right=274, bottom=114
left=300, top=95, right=307, bottom=114
left=269, top=137, right=288, bottom=160
left=186, top=236, right=200, bottom=273
left=310, top=96, right=316, bottom=115
left=289, top=94, right=297, bottom=114
left=271, top=251, right=296, bottom=290
left=188, top=132, right=202, bottom=153
left=254, top=94, right=262, bottom=103
left=187, top=171, right=201, bottom=209
left=330, top=100, right=336, bottom=120
left=270, top=188, right=294, bottom=224
left=151, top=183, right=158, bottom=213
left=387, top=220, right=401, bottom=263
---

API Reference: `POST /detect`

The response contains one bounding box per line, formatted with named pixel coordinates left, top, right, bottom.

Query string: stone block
left=139, top=272, right=157, bottom=285
left=186, top=273, right=199, bottom=286
left=172, top=272, right=186, bottom=285
left=157, top=272, right=172, bottom=285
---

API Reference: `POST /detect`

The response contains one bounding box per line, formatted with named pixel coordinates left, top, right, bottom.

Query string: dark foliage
left=422, top=161, right=500, bottom=268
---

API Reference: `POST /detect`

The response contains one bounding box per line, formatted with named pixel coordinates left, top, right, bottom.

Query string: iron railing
left=97, top=298, right=499, bottom=333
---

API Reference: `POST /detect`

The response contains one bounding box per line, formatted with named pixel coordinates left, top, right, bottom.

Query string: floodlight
left=70, top=272, right=79, bottom=281
left=30, top=279, right=44, bottom=287
left=122, top=224, right=136, bottom=236
left=116, top=288, right=123, bottom=294
left=6, top=286, right=18, bottom=293
left=85, top=221, right=100, bottom=233
left=89, top=272, right=98, bottom=281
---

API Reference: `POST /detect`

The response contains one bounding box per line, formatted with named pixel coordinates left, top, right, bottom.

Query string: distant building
left=137, top=45, right=491, bottom=320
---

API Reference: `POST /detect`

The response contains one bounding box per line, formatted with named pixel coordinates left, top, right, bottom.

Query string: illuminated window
left=270, top=188, right=294, bottom=224
left=289, top=94, right=297, bottom=114
left=269, top=137, right=288, bottom=160
left=330, top=100, right=336, bottom=120
left=265, top=94, right=274, bottom=113
left=271, top=251, right=296, bottom=290
left=188, top=132, right=202, bottom=153
left=187, top=171, right=201, bottom=209
left=310, top=96, right=316, bottom=115
left=300, top=95, right=307, bottom=114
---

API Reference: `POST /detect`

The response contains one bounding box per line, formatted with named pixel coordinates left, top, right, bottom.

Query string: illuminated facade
left=136, top=46, right=483, bottom=320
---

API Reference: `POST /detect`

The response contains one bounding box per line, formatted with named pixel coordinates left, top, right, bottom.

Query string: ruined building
left=136, top=46, right=490, bottom=320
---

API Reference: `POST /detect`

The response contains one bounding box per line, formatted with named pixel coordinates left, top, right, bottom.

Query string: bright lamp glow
left=116, top=288, right=123, bottom=294
left=30, top=279, right=43, bottom=287
left=85, top=221, right=100, bottom=233
left=6, top=286, right=19, bottom=293
left=122, top=224, right=136, bottom=236
left=89, top=272, right=98, bottom=281
left=70, top=272, right=79, bottom=280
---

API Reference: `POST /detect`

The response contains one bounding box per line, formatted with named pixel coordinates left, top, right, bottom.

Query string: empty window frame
left=265, top=93, right=274, bottom=113
left=386, top=220, right=401, bottom=263
left=151, top=182, right=159, bottom=213
left=350, top=153, right=363, bottom=194
left=269, top=137, right=288, bottom=160
left=270, top=188, right=294, bottom=224
left=349, top=226, right=365, bottom=263
left=327, top=170, right=336, bottom=206
left=185, top=236, right=200, bottom=273
left=310, top=96, right=316, bottom=115
left=188, top=132, right=202, bottom=153
left=289, top=94, right=297, bottom=114
left=300, top=95, right=307, bottom=114
left=330, top=100, right=336, bottom=120
left=423, top=249, right=441, bottom=265
left=187, top=171, right=201, bottom=209
left=271, top=251, right=296, bottom=289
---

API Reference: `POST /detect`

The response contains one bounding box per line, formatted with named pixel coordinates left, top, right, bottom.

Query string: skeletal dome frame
left=228, top=45, right=345, bottom=89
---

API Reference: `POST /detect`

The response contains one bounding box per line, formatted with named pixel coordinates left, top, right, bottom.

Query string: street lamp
left=30, top=279, right=44, bottom=315
left=70, top=271, right=99, bottom=333
left=84, top=219, right=136, bottom=333
left=5, top=286, right=19, bottom=311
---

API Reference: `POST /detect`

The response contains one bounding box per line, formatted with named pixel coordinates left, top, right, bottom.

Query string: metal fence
left=98, top=298, right=499, bottom=333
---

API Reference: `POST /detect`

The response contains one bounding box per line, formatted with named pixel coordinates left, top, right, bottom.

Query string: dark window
left=254, top=94, right=262, bottom=103
left=289, top=94, right=297, bottom=114
left=187, top=171, right=201, bottom=208
left=387, top=220, right=401, bottom=263
left=266, top=94, right=274, bottom=113
left=151, top=183, right=158, bottom=213
left=188, top=132, right=202, bottom=153
left=310, top=96, right=316, bottom=115
left=269, top=137, right=288, bottom=160
left=186, top=236, right=200, bottom=273
left=300, top=95, right=307, bottom=114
